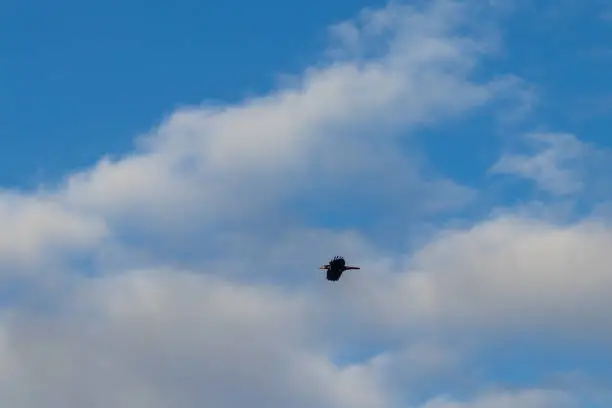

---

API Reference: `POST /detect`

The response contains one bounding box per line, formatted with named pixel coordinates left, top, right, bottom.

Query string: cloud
left=0, top=191, right=107, bottom=272
left=489, top=132, right=612, bottom=202
left=0, top=267, right=579, bottom=408
left=49, top=0, right=525, bottom=237
left=490, top=133, right=587, bottom=195
left=0, top=268, right=409, bottom=408
left=338, top=213, right=612, bottom=347
left=2, top=212, right=605, bottom=407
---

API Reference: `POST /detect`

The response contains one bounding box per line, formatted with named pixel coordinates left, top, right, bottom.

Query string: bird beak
left=319, top=266, right=326, bottom=269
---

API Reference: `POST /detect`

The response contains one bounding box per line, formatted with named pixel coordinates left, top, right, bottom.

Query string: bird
left=319, top=256, right=360, bottom=281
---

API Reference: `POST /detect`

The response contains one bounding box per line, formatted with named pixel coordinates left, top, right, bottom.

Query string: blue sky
left=2, top=0, right=611, bottom=191
left=2, top=0, right=388, bottom=187
left=1, top=1, right=612, bottom=407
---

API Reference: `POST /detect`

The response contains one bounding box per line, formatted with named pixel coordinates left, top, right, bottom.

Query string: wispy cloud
left=489, top=132, right=612, bottom=206
left=490, top=132, right=587, bottom=195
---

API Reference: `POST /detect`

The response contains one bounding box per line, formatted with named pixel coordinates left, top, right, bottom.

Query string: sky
left=1, top=0, right=612, bottom=407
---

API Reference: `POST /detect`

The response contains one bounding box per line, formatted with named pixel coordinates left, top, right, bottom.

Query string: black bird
left=319, top=256, right=360, bottom=281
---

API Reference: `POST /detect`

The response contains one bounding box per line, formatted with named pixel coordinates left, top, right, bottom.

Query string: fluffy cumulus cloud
left=351, top=215, right=612, bottom=338
left=0, top=0, right=611, bottom=407
left=0, top=191, right=107, bottom=272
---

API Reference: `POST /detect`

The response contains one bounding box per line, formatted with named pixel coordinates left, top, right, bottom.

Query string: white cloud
left=490, top=132, right=612, bottom=203
left=340, top=213, right=612, bottom=345
left=0, top=267, right=579, bottom=408
left=490, top=132, right=587, bottom=195
left=0, top=269, right=392, bottom=408
left=49, top=0, right=525, bottom=236
left=0, top=191, right=107, bottom=272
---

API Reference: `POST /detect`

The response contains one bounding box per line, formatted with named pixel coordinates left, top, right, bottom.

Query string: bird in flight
left=319, top=256, right=360, bottom=281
